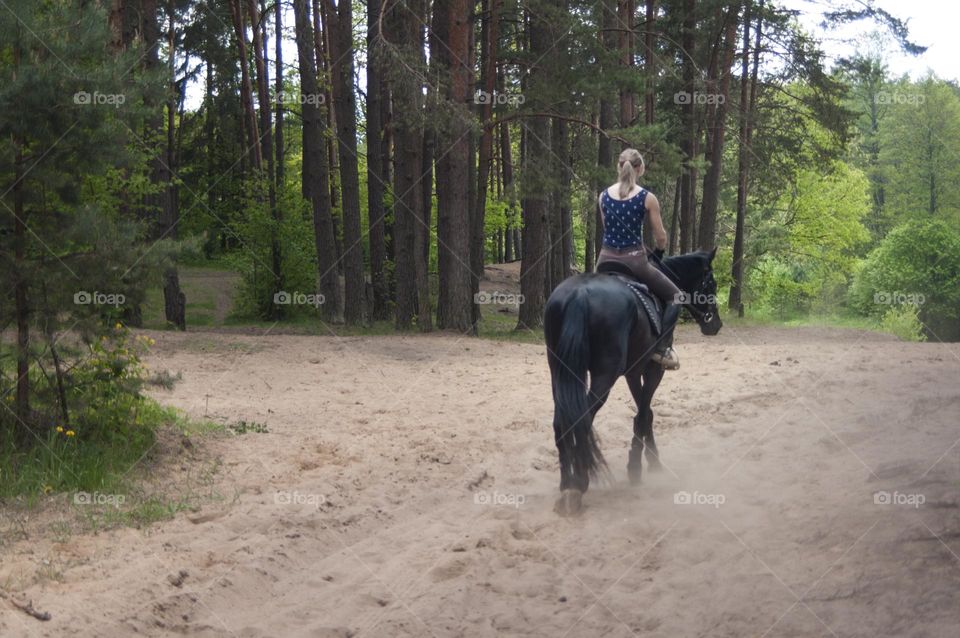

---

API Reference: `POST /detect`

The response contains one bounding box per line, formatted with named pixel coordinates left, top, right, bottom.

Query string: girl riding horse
left=596, top=148, right=682, bottom=369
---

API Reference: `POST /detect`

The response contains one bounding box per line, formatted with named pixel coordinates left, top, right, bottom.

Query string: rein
left=649, top=251, right=714, bottom=325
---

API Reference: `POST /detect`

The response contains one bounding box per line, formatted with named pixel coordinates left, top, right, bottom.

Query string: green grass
left=720, top=309, right=884, bottom=332
left=142, top=266, right=236, bottom=329
left=0, top=401, right=220, bottom=506
left=81, top=495, right=193, bottom=530
left=141, top=401, right=224, bottom=437
left=476, top=308, right=544, bottom=343
left=178, top=254, right=236, bottom=270
left=0, top=429, right=150, bottom=505
left=0, top=400, right=230, bottom=544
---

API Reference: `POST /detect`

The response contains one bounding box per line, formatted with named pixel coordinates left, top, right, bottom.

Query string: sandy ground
left=1, top=324, right=959, bottom=637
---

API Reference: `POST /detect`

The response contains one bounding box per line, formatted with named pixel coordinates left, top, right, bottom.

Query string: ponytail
left=617, top=160, right=635, bottom=199
left=616, top=148, right=644, bottom=199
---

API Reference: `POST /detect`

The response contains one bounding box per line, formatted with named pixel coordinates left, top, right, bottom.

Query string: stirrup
left=651, top=347, right=680, bottom=370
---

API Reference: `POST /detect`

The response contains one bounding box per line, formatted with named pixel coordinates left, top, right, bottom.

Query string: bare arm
left=645, top=192, right=668, bottom=250
left=597, top=192, right=604, bottom=232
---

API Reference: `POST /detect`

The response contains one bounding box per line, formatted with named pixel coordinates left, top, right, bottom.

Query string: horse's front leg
left=626, top=362, right=665, bottom=484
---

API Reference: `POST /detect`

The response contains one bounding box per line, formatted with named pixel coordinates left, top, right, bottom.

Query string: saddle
left=596, top=261, right=663, bottom=335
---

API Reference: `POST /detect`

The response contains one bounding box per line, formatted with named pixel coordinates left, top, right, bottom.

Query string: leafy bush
left=232, top=182, right=320, bottom=319
left=849, top=219, right=960, bottom=340
left=747, top=256, right=815, bottom=318
left=0, top=327, right=163, bottom=499
left=880, top=304, right=927, bottom=342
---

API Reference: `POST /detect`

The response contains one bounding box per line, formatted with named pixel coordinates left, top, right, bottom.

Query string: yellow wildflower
left=42, top=485, right=53, bottom=494
left=65, top=430, right=76, bottom=437
left=56, top=426, right=64, bottom=433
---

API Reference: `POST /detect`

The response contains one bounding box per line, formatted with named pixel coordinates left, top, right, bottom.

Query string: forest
left=2, top=0, right=960, bottom=461
left=3, top=3, right=960, bottom=634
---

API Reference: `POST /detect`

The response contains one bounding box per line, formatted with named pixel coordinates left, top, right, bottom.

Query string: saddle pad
left=605, top=274, right=662, bottom=335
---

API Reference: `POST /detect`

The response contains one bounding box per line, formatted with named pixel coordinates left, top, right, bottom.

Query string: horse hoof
left=554, top=489, right=583, bottom=517
left=628, top=469, right=642, bottom=486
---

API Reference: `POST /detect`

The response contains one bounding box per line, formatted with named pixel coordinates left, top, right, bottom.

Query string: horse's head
left=659, top=247, right=723, bottom=336
left=689, top=248, right=723, bottom=336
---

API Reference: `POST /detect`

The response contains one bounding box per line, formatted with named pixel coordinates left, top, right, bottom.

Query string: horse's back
left=545, top=274, right=639, bottom=372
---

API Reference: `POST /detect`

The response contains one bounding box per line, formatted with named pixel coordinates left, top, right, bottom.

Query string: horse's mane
left=660, top=251, right=711, bottom=288
left=662, top=251, right=710, bottom=270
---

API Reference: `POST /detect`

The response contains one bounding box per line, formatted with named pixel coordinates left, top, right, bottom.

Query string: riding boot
left=662, top=302, right=681, bottom=332
left=651, top=303, right=681, bottom=370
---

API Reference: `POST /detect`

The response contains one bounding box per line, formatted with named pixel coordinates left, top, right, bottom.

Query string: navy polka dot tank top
left=601, top=188, right=647, bottom=249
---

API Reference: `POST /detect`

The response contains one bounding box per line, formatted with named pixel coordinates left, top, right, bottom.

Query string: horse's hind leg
left=553, top=414, right=575, bottom=492
left=625, top=370, right=646, bottom=485
left=575, top=371, right=618, bottom=492
left=640, top=364, right=664, bottom=471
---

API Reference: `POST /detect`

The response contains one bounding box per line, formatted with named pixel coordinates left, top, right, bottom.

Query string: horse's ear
left=708, top=247, right=717, bottom=263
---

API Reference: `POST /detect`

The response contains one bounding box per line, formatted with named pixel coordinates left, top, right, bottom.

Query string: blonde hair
left=617, top=148, right=645, bottom=199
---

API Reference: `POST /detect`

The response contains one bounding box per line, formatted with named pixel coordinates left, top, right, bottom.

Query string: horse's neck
left=661, top=254, right=701, bottom=291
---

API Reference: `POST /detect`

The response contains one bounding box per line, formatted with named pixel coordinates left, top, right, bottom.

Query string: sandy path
left=1, top=326, right=959, bottom=637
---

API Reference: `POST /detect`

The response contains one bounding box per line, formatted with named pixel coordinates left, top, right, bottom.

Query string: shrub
left=849, top=219, right=960, bottom=340
left=880, top=304, right=927, bottom=342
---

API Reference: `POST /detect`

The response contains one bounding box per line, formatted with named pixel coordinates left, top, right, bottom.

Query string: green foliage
left=0, top=0, right=184, bottom=456
left=743, top=160, right=870, bottom=316
left=879, top=304, right=927, bottom=342
left=232, top=179, right=318, bottom=319
left=747, top=256, right=816, bottom=319
left=848, top=219, right=960, bottom=340
left=227, top=420, right=270, bottom=435
left=879, top=75, right=960, bottom=222
left=483, top=197, right=520, bottom=262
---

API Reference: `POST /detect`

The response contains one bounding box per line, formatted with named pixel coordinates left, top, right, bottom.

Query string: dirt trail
left=2, top=326, right=959, bottom=637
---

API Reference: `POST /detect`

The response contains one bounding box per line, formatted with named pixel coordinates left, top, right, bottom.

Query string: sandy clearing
left=2, top=325, right=959, bottom=638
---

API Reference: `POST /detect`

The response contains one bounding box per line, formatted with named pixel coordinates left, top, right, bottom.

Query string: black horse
left=544, top=249, right=723, bottom=516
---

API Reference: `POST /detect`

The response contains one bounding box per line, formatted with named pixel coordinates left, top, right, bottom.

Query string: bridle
left=686, top=276, right=716, bottom=326
left=650, top=251, right=716, bottom=327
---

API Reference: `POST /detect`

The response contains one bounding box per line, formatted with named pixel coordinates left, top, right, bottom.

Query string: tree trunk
left=387, top=0, right=429, bottom=330
left=325, top=0, right=365, bottom=324
left=730, top=0, right=761, bottom=316
left=255, top=0, right=283, bottom=317
left=517, top=2, right=552, bottom=330
left=595, top=0, right=617, bottom=267
left=698, top=4, right=739, bottom=251
left=157, top=2, right=185, bottom=329
left=549, top=117, right=568, bottom=290
left=366, top=0, right=390, bottom=319
left=618, top=0, right=636, bottom=128
left=678, top=0, right=696, bottom=253
left=434, top=0, right=474, bottom=332
left=13, top=123, right=30, bottom=433
left=475, top=0, right=499, bottom=269
left=559, top=121, right=574, bottom=276
left=669, top=175, right=681, bottom=254
left=275, top=0, right=284, bottom=188
left=499, top=76, right=517, bottom=262
left=643, top=0, right=657, bottom=125
left=229, top=0, right=262, bottom=168
left=293, top=0, right=343, bottom=322
left=422, top=127, right=434, bottom=268
left=381, top=75, right=395, bottom=280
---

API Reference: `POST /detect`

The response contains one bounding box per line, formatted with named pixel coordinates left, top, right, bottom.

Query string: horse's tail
left=549, top=287, right=606, bottom=479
